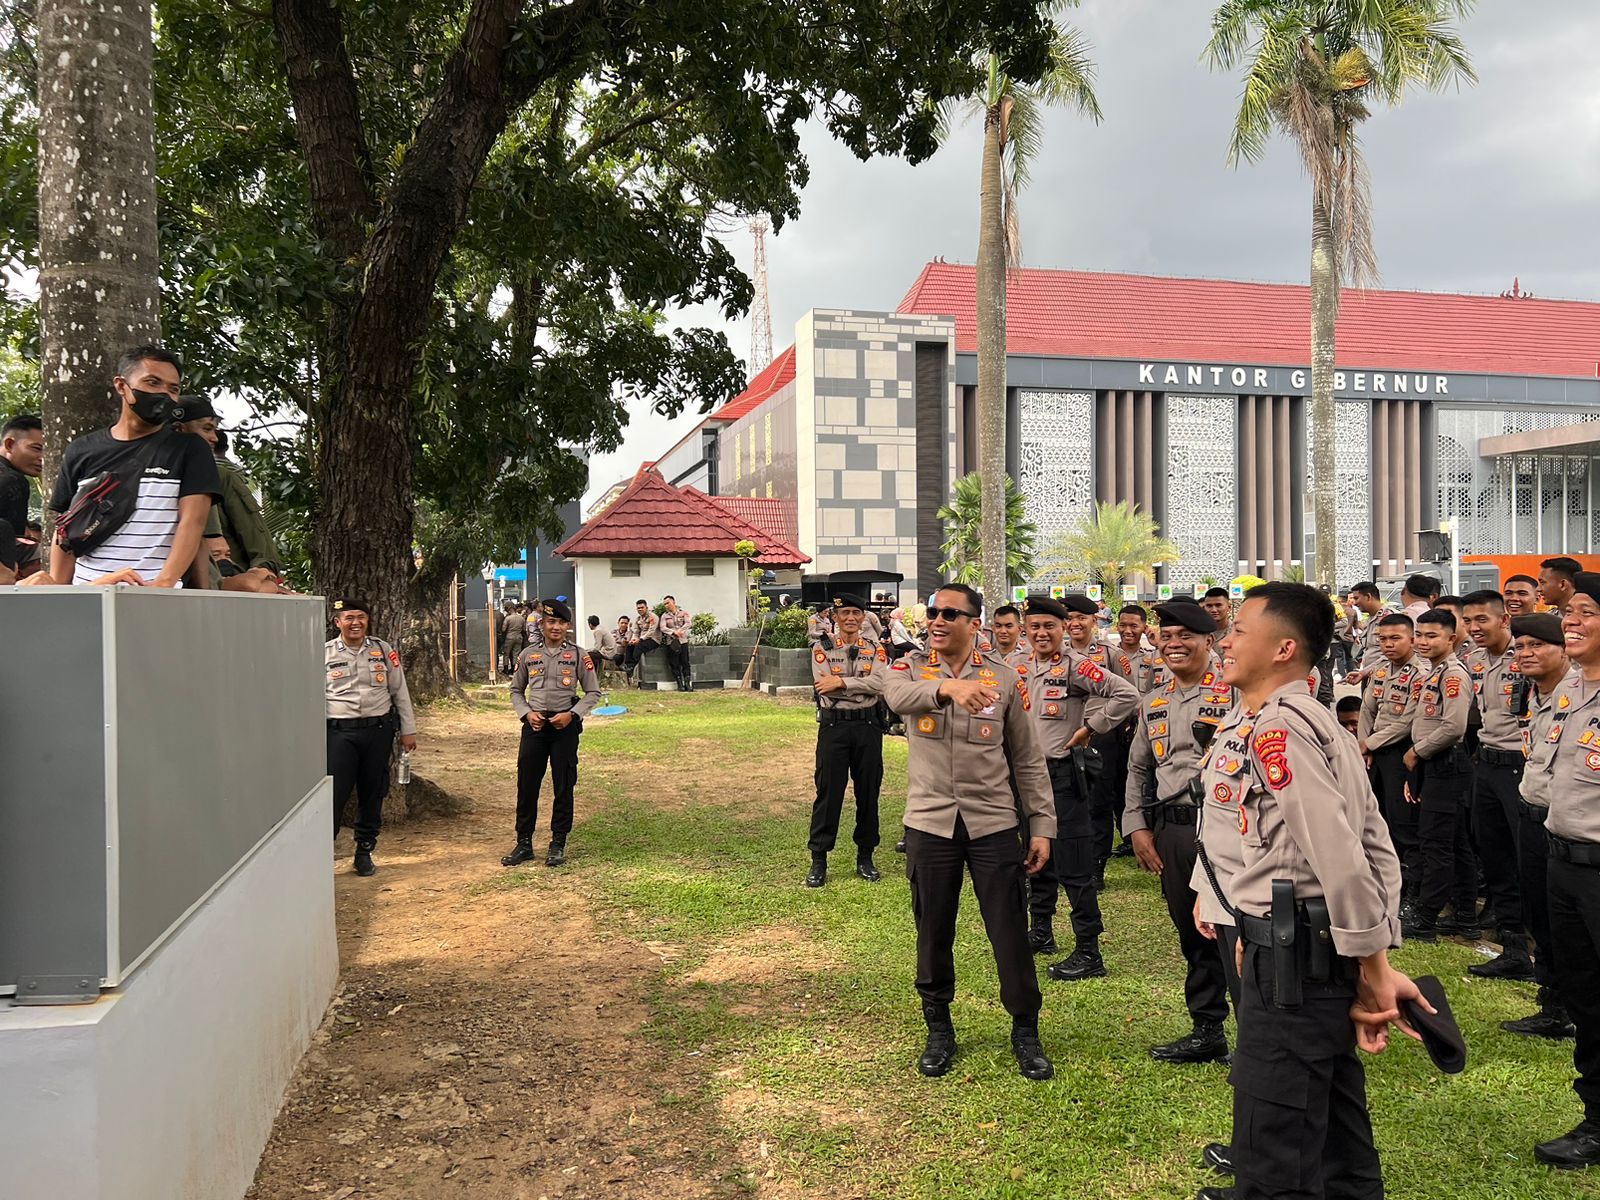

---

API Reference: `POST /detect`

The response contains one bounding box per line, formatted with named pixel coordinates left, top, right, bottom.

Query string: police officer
left=1123, top=600, right=1236, bottom=1063
left=1063, top=594, right=1133, bottom=884
left=1016, top=595, right=1138, bottom=976
left=807, top=594, right=887, bottom=887
left=1343, top=581, right=1391, bottom=687
left=1502, top=613, right=1575, bottom=1041
left=1357, top=613, right=1427, bottom=901
left=1532, top=573, right=1600, bottom=1168
left=503, top=601, right=528, bottom=672
left=990, top=603, right=1024, bottom=661
left=884, top=582, right=1056, bottom=1081
left=660, top=595, right=694, bottom=691
left=807, top=604, right=836, bottom=649
left=1194, top=583, right=1426, bottom=1200
left=1401, top=608, right=1477, bottom=940
left=326, top=597, right=418, bottom=876
left=501, top=599, right=602, bottom=868
left=1462, top=589, right=1535, bottom=979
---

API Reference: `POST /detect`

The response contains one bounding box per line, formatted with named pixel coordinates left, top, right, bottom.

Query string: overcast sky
left=584, top=0, right=1600, bottom=504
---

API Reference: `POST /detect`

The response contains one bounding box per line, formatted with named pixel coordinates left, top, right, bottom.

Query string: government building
left=639, top=260, right=1600, bottom=601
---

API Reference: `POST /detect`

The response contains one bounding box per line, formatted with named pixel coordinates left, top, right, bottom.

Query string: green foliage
left=733, top=540, right=759, bottom=559
left=1039, top=501, right=1180, bottom=598
left=766, top=604, right=812, bottom=650
left=937, top=472, right=1037, bottom=589
left=688, top=611, right=727, bottom=646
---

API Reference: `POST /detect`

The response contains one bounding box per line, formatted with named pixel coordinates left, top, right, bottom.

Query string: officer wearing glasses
left=884, top=583, right=1057, bottom=1083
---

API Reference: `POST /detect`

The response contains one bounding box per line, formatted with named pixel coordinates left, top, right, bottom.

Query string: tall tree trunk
left=1308, top=193, right=1339, bottom=589
left=975, top=102, right=1008, bottom=607
left=35, top=0, right=160, bottom=490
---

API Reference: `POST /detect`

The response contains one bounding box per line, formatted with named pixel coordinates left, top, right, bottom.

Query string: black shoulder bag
left=55, top=431, right=169, bottom=557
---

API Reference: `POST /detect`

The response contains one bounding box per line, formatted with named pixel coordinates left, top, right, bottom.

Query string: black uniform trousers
left=1150, top=807, right=1230, bottom=1027
left=329, top=718, right=395, bottom=847
left=1519, top=803, right=1561, bottom=1004
left=1368, top=744, right=1416, bottom=893
left=905, top=817, right=1041, bottom=1020
left=1218, top=924, right=1242, bottom=1009
left=1045, top=758, right=1101, bottom=942
left=516, top=716, right=583, bottom=844
left=1549, top=856, right=1600, bottom=1119
left=1413, top=749, right=1475, bottom=919
left=1231, top=943, right=1382, bottom=1200
left=1472, top=756, right=1526, bottom=939
left=809, top=717, right=883, bottom=854
left=663, top=639, right=692, bottom=686
left=1090, top=728, right=1130, bottom=865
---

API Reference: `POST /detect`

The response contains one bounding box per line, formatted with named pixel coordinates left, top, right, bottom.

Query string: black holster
left=1304, top=896, right=1333, bottom=983
left=1271, top=879, right=1302, bottom=1009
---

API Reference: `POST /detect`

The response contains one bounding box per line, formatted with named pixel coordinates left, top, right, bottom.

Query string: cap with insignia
left=1575, top=572, right=1600, bottom=607
left=171, top=394, right=218, bottom=423
left=1154, top=602, right=1217, bottom=634
left=539, top=598, right=574, bottom=623
left=1510, top=613, right=1564, bottom=646
left=831, top=593, right=867, bottom=611
left=331, top=596, right=371, bottom=616
left=1022, top=594, right=1069, bottom=620
left=1062, top=594, right=1098, bottom=616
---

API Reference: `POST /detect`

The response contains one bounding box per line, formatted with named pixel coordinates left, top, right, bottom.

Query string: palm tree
left=938, top=471, right=1038, bottom=594
left=1206, top=2, right=1474, bottom=588
left=949, top=3, right=1101, bottom=605
left=1039, top=501, right=1179, bottom=601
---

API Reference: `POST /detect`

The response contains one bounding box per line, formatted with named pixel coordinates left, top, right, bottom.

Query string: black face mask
left=129, top=387, right=174, bottom=425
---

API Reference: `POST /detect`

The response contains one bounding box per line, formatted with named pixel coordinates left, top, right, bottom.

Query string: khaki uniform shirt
left=1357, top=654, right=1428, bottom=750
left=325, top=636, right=418, bottom=735
left=634, top=611, right=661, bottom=642
left=884, top=646, right=1055, bottom=840
left=863, top=610, right=883, bottom=641
left=812, top=636, right=888, bottom=711
left=1464, top=643, right=1522, bottom=751
left=1127, top=650, right=1170, bottom=695
left=1540, top=672, right=1600, bottom=844
left=1520, top=682, right=1563, bottom=812
left=1123, top=672, right=1238, bottom=835
left=1354, top=607, right=1396, bottom=678
left=510, top=639, right=602, bottom=721
left=660, top=608, right=692, bottom=644
left=591, top=628, right=618, bottom=658
left=1071, top=639, right=1129, bottom=681
left=807, top=611, right=835, bottom=645
left=1409, top=656, right=1474, bottom=760
left=1197, top=680, right=1403, bottom=957
left=1013, top=648, right=1139, bottom=760
left=504, top=611, right=527, bottom=641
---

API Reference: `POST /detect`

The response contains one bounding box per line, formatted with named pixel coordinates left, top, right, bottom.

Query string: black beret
left=1154, top=601, right=1217, bottom=634
left=831, top=593, right=867, bottom=611
left=539, top=598, right=573, bottom=622
left=1400, top=975, right=1467, bottom=1075
left=1022, top=594, right=1068, bottom=620
left=1511, top=613, right=1565, bottom=646
left=331, top=596, right=371, bottom=616
left=1062, top=593, right=1098, bottom=616
left=1575, top=572, right=1600, bottom=607
left=172, top=394, right=217, bottom=422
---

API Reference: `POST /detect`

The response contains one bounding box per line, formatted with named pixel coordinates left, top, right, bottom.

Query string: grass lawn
left=480, top=690, right=1599, bottom=1199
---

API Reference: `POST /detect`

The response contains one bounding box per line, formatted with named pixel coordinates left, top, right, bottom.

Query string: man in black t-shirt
left=0, top=413, right=42, bottom=536
left=48, top=345, right=220, bottom=587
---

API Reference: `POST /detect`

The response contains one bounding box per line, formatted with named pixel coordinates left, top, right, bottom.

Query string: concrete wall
left=572, top=555, right=746, bottom=634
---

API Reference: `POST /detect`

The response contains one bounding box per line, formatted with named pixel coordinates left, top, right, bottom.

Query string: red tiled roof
left=710, top=345, right=796, bottom=421
left=708, top=495, right=799, bottom=547
left=897, top=261, right=1600, bottom=378
left=557, top=468, right=809, bottom=566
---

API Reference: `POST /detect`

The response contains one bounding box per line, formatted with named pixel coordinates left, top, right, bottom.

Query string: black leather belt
left=328, top=714, right=390, bottom=730
left=1548, top=834, right=1600, bottom=867
left=1151, top=802, right=1198, bottom=826
left=1517, top=799, right=1550, bottom=822
left=1477, top=746, right=1524, bottom=767
left=1370, top=739, right=1411, bottom=756
left=820, top=708, right=877, bottom=724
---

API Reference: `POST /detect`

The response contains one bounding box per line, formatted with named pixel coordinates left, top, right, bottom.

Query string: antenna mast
left=749, top=216, right=773, bottom=371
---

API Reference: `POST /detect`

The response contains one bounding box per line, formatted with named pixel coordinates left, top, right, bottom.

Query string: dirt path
left=247, top=703, right=767, bottom=1200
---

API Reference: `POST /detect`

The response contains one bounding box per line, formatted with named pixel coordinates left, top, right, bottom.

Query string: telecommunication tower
left=749, top=216, right=773, bottom=372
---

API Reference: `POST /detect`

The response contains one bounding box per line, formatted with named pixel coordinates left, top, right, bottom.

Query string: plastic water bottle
left=397, top=750, right=412, bottom=784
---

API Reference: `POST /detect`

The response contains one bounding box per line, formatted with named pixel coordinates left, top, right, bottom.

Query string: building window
left=610, top=558, right=641, bottom=577
left=685, top=558, right=716, bottom=577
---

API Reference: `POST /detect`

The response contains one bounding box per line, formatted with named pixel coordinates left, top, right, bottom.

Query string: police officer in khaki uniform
left=1462, top=589, right=1535, bottom=979
left=807, top=593, right=888, bottom=887
left=884, top=582, right=1056, bottom=1081
left=1401, top=608, right=1477, bottom=940
left=1124, top=600, right=1236, bottom=1064
left=501, top=599, right=602, bottom=868
left=326, top=597, right=418, bottom=876
left=1063, top=595, right=1134, bottom=883
left=1015, top=595, right=1138, bottom=976
left=1532, top=573, right=1600, bottom=1168
left=1343, top=581, right=1392, bottom=687
left=1502, top=613, right=1575, bottom=1041
left=659, top=595, right=694, bottom=691
left=1193, top=583, right=1426, bottom=1200
left=1357, top=613, right=1428, bottom=895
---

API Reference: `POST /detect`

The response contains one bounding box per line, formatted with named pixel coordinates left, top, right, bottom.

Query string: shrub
left=766, top=605, right=812, bottom=649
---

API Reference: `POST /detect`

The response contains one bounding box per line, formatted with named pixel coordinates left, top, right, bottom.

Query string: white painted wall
left=572, top=555, right=746, bottom=634
left=0, top=780, right=338, bottom=1200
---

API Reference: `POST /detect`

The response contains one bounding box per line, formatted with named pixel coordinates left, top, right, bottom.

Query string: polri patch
left=1253, top=728, right=1292, bottom=790
left=1444, top=676, right=1462, bottom=698
left=1077, top=661, right=1104, bottom=683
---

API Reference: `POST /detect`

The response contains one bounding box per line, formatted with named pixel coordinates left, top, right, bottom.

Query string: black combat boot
left=1439, top=906, right=1481, bottom=939
left=1470, top=934, right=1535, bottom=980
left=804, top=853, right=827, bottom=888
left=1028, top=918, right=1057, bottom=956
left=1201, top=1142, right=1235, bottom=1175
left=856, top=853, right=881, bottom=883
left=1047, top=941, right=1107, bottom=982
left=1151, top=1021, right=1229, bottom=1064
left=353, top=841, right=377, bottom=877
left=1535, top=1118, right=1600, bottom=1169
left=1402, top=909, right=1440, bottom=942
left=544, top=841, right=567, bottom=867
left=1502, top=1006, right=1577, bottom=1039
left=1011, top=1016, right=1053, bottom=1080
left=1195, top=1187, right=1237, bottom=1200
left=918, top=1001, right=956, bottom=1077
left=501, top=841, right=535, bottom=867
left=894, top=837, right=907, bottom=854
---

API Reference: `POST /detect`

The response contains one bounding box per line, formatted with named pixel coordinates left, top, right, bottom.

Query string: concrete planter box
left=727, top=627, right=760, bottom=662
left=689, top=644, right=730, bottom=683
left=756, top=645, right=815, bottom=689
left=638, top=648, right=676, bottom=686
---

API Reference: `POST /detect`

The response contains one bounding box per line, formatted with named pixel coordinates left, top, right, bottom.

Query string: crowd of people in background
left=496, top=592, right=698, bottom=690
